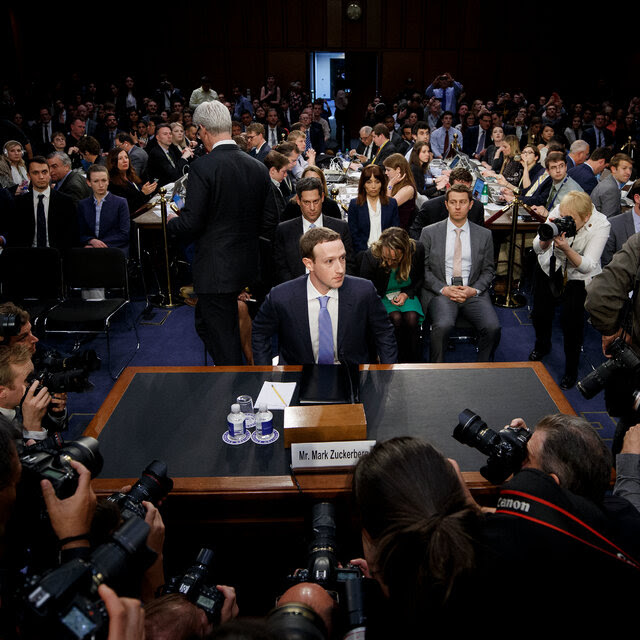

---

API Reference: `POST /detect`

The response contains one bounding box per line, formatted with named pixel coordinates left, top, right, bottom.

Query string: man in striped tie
left=252, top=227, right=397, bottom=365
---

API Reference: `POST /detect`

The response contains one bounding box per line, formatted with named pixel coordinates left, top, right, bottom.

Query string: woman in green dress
left=359, top=227, right=425, bottom=362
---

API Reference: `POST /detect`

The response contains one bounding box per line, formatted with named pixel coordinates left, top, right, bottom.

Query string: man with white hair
left=47, top=152, right=91, bottom=204
left=566, top=139, right=589, bottom=170
left=167, top=101, right=277, bottom=365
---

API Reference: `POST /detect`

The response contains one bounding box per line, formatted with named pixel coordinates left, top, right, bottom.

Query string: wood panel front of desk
left=86, top=363, right=574, bottom=506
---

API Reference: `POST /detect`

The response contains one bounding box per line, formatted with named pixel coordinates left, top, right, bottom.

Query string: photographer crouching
left=529, top=191, right=610, bottom=389
left=585, top=232, right=640, bottom=454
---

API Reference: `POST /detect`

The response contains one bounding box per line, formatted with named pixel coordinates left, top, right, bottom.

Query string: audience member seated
left=483, top=135, right=523, bottom=187
left=280, top=165, right=341, bottom=222
left=462, top=109, right=492, bottom=160
left=529, top=191, right=610, bottom=389
left=288, top=130, right=316, bottom=179
left=274, top=176, right=355, bottom=283
left=115, top=132, right=149, bottom=179
left=419, top=184, right=500, bottom=362
left=147, top=123, right=190, bottom=186
left=567, top=146, right=609, bottom=195
left=8, top=156, right=78, bottom=250
left=409, top=167, right=484, bottom=240
left=106, top=148, right=157, bottom=217
left=359, top=227, right=424, bottom=362
left=591, top=152, right=633, bottom=218
left=78, top=164, right=130, bottom=255
left=263, top=150, right=289, bottom=221
left=252, top=227, right=397, bottom=365
left=246, top=123, right=271, bottom=162
left=78, top=136, right=104, bottom=170
left=347, top=164, right=400, bottom=254
left=47, top=151, right=91, bottom=204
left=0, top=140, right=28, bottom=191
left=270, top=142, right=298, bottom=199
left=497, top=144, right=544, bottom=194
left=602, top=179, right=640, bottom=265
left=480, top=126, right=505, bottom=169
left=383, top=153, right=417, bottom=231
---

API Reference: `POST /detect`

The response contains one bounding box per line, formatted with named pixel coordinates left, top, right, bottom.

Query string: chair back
left=0, top=247, right=63, bottom=301
left=62, top=248, right=129, bottom=295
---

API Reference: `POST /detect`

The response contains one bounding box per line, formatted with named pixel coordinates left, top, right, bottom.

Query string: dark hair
left=545, top=151, right=566, bottom=169
left=263, top=150, right=289, bottom=172
left=409, top=141, right=430, bottom=171
left=299, top=227, right=341, bottom=260
left=445, top=183, right=472, bottom=201
left=86, top=163, right=108, bottom=179
left=372, top=123, right=390, bottom=139
left=106, top=147, right=141, bottom=186
left=296, top=176, right=323, bottom=198
left=273, top=142, right=296, bottom=157
left=590, top=147, right=610, bottom=163
left=27, top=155, right=48, bottom=170
left=78, top=136, right=100, bottom=156
left=413, top=121, right=429, bottom=134
left=353, top=437, right=479, bottom=616
left=627, top=178, right=640, bottom=202
left=534, top=414, right=612, bottom=504
left=116, top=132, right=134, bottom=145
left=356, top=164, right=389, bottom=206
left=449, top=167, right=473, bottom=185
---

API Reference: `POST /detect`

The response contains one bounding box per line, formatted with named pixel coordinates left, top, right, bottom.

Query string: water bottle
left=227, top=404, right=246, bottom=441
left=481, top=183, right=489, bottom=205
left=255, top=403, right=274, bottom=441
left=237, top=394, right=256, bottom=429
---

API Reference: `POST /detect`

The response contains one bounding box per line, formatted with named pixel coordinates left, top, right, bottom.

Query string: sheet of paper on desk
left=256, top=381, right=297, bottom=410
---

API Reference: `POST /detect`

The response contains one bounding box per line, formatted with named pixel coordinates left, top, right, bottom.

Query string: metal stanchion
left=157, top=187, right=182, bottom=309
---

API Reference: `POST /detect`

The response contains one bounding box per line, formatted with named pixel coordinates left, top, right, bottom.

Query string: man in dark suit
left=274, top=177, right=355, bottom=283
left=77, top=165, right=130, bottom=254
left=366, top=124, right=397, bottom=167
left=409, top=168, right=484, bottom=240
left=252, top=227, right=397, bottom=365
left=47, top=152, right=91, bottom=205
left=147, top=123, right=191, bottom=186
left=462, top=110, right=492, bottom=160
left=246, top=123, right=271, bottom=162
left=583, top=113, right=614, bottom=152
left=567, top=147, right=609, bottom=195
left=167, top=101, right=277, bottom=365
left=8, top=156, right=77, bottom=250
left=30, top=107, right=54, bottom=155
left=601, top=181, right=640, bottom=265
left=419, top=184, right=500, bottom=362
left=300, top=110, right=325, bottom=154
left=591, top=153, right=633, bottom=218
left=349, top=126, right=377, bottom=164
left=265, top=109, right=287, bottom=147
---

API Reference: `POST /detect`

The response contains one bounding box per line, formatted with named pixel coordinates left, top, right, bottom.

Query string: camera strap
left=495, top=488, right=640, bottom=571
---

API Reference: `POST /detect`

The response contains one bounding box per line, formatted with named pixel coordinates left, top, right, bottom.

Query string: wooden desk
left=86, top=363, right=573, bottom=499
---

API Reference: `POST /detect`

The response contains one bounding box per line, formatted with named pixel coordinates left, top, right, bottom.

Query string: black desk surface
left=87, top=364, right=574, bottom=494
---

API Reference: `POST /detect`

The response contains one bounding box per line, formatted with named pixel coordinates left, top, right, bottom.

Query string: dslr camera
left=537, top=215, right=577, bottom=241
left=163, top=548, right=225, bottom=624
left=19, top=436, right=103, bottom=499
left=107, top=459, right=173, bottom=521
left=32, top=349, right=101, bottom=394
left=24, top=517, right=153, bottom=640
left=453, top=409, right=531, bottom=484
left=578, top=337, right=640, bottom=404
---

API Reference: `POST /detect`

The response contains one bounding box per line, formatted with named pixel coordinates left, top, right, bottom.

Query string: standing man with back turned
left=168, top=101, right=277, bottom=365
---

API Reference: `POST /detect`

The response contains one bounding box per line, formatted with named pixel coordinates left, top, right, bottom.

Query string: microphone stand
left=490, top=187, right=539, bottom=308
left=157, top=187, right=182, bottom=309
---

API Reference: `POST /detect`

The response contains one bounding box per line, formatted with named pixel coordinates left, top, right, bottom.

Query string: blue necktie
left=317, top=296, right=334, bottom=364
left=36, top=194, right=47, bottom=247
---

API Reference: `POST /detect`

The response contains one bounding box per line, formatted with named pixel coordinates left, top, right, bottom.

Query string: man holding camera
left=586, top=231, right=640, bottom=452
left=0, top=302, right=67, bottom=434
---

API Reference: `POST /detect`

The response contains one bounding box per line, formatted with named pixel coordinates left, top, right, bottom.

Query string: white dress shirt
left=367, top=198, right=382, bottom=248
left=445, top=218, right=472, bottom=286
left=307, top=277, right=339, bottom=363
left=31, top=186, right=51, bottom=247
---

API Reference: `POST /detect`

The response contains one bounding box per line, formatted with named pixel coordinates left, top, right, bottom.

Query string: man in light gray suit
left=419, top=184, right=501, bottom=362
left=116, top=133, right=149, bottom=179
left=601, top=179, right=640, bottom=266
left=591, top=153, right=633, bottom=218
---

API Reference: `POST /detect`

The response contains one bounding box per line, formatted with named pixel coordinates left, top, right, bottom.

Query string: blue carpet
left=42, top=294, right=615, bottom=447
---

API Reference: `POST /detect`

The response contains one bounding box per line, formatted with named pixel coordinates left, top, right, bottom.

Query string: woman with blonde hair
left=383, top=153, right=417, bottom=230
left=359, top=227, right=424, bottom=361
left=0, top=140, right=28, bottom=190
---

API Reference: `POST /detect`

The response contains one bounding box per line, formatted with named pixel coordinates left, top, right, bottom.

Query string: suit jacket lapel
left=297, top=277, right=314, bottom=363
left=468, top=222, right=481, bottom=283
left=337, top=278, right=353, bottom=358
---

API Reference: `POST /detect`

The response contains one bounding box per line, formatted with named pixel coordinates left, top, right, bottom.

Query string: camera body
left=107, top=459, right=173, bottom=521
left=537, top=215, right=577, bottom=242
left=453, top=409, right=531, bottom=484
left=163, top=548, right=225, bottom=624
left=19, top=436, right=103, bottom=500
left=32, top=349, right=100, bottom=394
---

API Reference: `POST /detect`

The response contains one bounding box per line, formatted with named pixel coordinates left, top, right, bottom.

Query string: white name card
left=291, top=440, right=376, bottom=470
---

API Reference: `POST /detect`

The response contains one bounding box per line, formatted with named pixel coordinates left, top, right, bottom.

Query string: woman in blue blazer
left=347, top=164, right=400, bottom=254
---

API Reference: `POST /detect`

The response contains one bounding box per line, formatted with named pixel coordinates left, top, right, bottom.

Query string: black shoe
left=560, top=375, right=576, bottom=390
left=529, top=349, right=549, bottom=361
